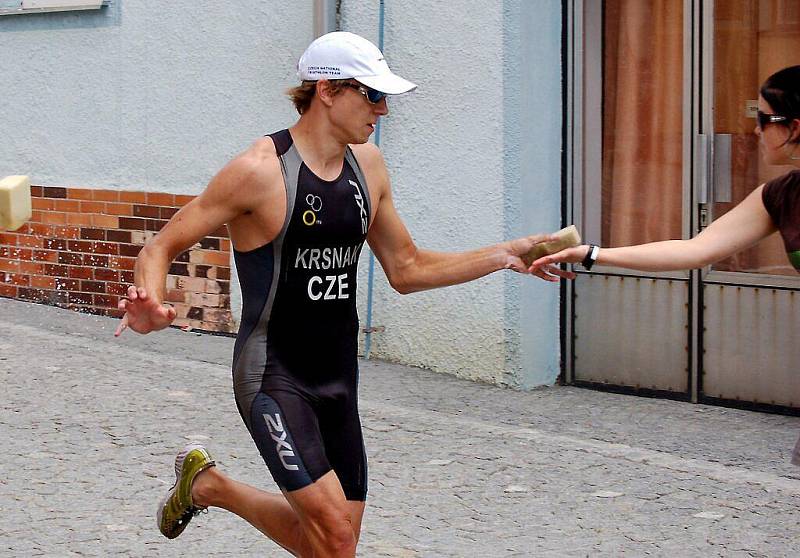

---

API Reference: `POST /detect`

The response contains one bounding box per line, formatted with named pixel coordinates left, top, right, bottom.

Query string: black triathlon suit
left=232, top=129, right=371, bottom=501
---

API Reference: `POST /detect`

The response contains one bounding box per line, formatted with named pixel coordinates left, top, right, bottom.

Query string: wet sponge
left=0, top=175, right=32, bottom=231
left=522, top=225, right=582, bottom=266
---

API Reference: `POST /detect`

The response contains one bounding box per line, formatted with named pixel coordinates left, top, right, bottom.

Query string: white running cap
left=297, top=31, right=417, bottom=95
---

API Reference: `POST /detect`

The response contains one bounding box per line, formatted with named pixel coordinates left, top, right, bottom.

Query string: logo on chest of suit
left=303, top=194, right=323, bottom=226
left=349, top=180, right=368, bottom=234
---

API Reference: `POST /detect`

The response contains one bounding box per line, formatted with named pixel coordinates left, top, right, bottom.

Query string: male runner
left=116, top=31, right=566, bottom=557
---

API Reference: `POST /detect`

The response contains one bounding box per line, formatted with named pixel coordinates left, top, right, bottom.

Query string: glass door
left=700, top=0, right=800, bottom=409
left=568, top=0, right=693, bottom=396
left=568, top=0, right=800, bottom=410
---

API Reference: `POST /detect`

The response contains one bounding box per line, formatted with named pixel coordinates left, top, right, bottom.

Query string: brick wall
left=0, top=186, right=236, bottom=333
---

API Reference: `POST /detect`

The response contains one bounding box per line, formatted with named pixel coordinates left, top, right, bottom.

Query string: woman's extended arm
left=532, top=185, right=777, bottom=272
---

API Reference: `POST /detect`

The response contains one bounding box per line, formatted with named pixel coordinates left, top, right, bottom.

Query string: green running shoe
left=157, top=443, right=215, bottom=539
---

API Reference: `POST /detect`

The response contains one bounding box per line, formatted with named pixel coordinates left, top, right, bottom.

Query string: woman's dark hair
left=760, top=65, right=800, bottom=142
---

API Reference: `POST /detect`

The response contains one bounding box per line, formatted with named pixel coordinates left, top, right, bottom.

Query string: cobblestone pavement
left=2, top=297, right=800, bottom=557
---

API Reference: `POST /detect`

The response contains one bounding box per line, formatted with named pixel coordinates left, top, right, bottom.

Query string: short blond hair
left=286, top=80, right=348, bottom=114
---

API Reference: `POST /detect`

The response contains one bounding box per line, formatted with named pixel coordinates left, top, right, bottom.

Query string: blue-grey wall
left=515, top=1, right=564, bottom=387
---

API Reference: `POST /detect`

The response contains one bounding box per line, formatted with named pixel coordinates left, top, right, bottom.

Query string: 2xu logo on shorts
left=263, top=412, right=299, bottom=471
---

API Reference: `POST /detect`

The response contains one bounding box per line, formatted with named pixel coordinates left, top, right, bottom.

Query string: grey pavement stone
left=1, top=297, right=800, bottom=556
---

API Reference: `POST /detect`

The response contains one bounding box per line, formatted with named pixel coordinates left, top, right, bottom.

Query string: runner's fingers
left=529, top=266, right=549, bottom=280
left=512, top=259, right=530, bottom=274
left=158, top=304, right=176, bottom=320
left=529, top=264, right=567, bottom=282
left=536, top=270, right=558, bottom=282
left=544, top=264, right=575, bottom=279
left=542, top=268, right=560, bottom=282
left=114, top=314, right=128, bottom=337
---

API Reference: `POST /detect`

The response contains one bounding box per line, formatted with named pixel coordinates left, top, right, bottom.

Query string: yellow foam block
left=521, top=224, right=582, bottom=266
left=0, top=175, right=32, bottom=231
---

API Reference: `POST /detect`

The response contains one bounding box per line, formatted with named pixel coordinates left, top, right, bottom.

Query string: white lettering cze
left=323, top=275, right=337, bottom=300
left=337, top=273, right=349, bottom=299
left=307, top=276, right=323, bottom=301
left=307, top=274, right=349, bottom=301
left=263, top=413, right=299, bottom=471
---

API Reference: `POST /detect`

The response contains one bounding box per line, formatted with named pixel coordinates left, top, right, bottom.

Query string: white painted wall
left=0, top=1, right=310, bottom=193
left=343, top=1, right=507, bottom=384
left=0, top=0, right=562, bottom=388
left=0, top=0, right=312, bottom=327
left=344, top=0, right=563, bottom=387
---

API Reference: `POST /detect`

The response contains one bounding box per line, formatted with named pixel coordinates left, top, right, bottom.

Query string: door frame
left=565, top=0, right=800, bottom=413
left=564, top=0, right=698, bottom=398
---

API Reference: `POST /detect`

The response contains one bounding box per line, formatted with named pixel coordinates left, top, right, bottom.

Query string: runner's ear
left=316, top=80, right=337, bottom=107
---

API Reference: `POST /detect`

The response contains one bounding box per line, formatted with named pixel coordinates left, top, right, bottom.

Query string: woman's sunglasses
left=757, top=110, right=788, bottom=130
left=342, top=82, right=387, bottom=104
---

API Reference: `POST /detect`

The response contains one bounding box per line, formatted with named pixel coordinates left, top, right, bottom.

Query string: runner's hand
left=115, top=285, right=177, bottom=336
left=504, top=234, right=576, bottom=282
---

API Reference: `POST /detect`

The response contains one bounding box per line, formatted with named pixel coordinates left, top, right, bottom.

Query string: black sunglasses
left=341, top=82, right=386, bottom=104
left=757, top=110, right=788, bottom=129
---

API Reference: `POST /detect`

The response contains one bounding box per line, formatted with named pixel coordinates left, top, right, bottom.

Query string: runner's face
left=331, top=81, right=389, bottom=144
left=756, top=96, right=799, bottom=166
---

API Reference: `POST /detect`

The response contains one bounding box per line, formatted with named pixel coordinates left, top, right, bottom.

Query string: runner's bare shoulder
left=221, top=138, right=289, bottom=249
left=349, top=142, right=388, bottom=189
left=239, top=137, right=283, bottom=193
left=215, top=138, right=284, bottom=213
left=352, top=143, right=392, bottom=198
left=349, top=141, right=384, bottom=168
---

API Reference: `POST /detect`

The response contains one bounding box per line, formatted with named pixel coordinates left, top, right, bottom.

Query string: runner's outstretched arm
left=359, top=144, right=570, bottom=292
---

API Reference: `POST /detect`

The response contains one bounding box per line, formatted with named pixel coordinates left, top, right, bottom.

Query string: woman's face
left=756, top=96, right=800, bottom=167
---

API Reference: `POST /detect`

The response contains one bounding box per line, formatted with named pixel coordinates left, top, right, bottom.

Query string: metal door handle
left=712, top=133, right=732, bottom=203
left=694, top=134, right=710, bottom=205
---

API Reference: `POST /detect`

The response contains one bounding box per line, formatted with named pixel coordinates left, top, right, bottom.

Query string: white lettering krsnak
left=263, top=413, right=299, bottom=471
left=295, top=248, right=309, bottom=268
left=308, top=249, right=321, bottom=270
left=332, top=246, right=342, bottom=268
left=294, top=243, right=363, bottom=270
